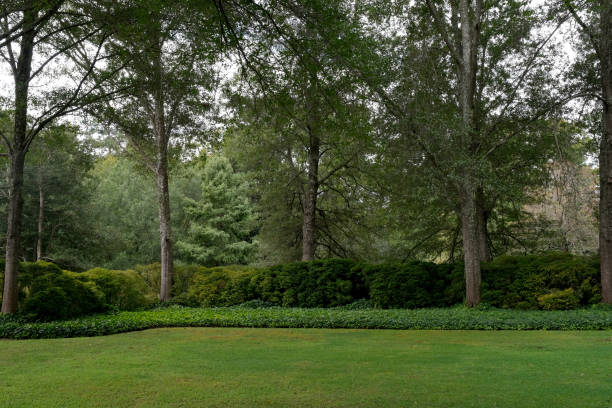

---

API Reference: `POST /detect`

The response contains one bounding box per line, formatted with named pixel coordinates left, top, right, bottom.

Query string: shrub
left=480, top=253, right=600, bottom=309
left=75, top=268, right=154, bottom=310
left=21, top=269, right=105, bottom=321
left=186, top=266, right=258, bottom=306
left=363, top=262, right=462, bottom=309
left=254, top=259, right=365, bottom=307
left=537, top=288, right=580, bottom=310
left=134, top=263, right=204, bottom=298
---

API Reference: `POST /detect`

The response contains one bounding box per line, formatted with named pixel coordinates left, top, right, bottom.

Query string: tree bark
left=152, top=36, right=173, bottom=302
left=156, top=159, right=173, bottom=302
left=1, top=7, right=36, bottom=314
left=302, top=124, right=320, bottom=261
left=600, top=1, right=612, bottom=304
left=476, top=188, right=491, bottom=262
left=458, top=0, right=483, bottom=306
left=36, top=172, right=44, bottom=261
left=461, top=182, right=481, bottom=306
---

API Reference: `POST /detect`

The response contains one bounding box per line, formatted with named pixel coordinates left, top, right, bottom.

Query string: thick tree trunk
left=2, top=8, right=36, bottom=314
left=302, top=126, right=320, bottom=261
left=458, top=0, right=483, bottom=306
left=36, top=173, right=44, bottom=261
left=2, top=151, right=26, bottom=314
left=461, top=182, right=481, bottom=306
left=476, top=188, right=491, bottom=262
left=600, top=1, right=612, bottom=304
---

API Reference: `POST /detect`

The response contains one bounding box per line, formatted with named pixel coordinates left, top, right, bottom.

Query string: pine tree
left=177, top=156, right=257, bottom=266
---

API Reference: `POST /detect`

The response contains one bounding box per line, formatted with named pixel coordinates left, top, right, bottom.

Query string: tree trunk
left=1, top=8, right=36, bottom=314
left=156, top=162, right=173, bottom=302
left=458, top=0, right=483, bottom=306
left=302, top=125, right=320, bottom=261
left=461, top=182, right=481, bottom=306
left=36, top=172, right=44, bottom=261
left=476, top=188, right=491, bottom=262
left=600, top=1, right=612, bottom=304
left=2, top=151, right=26, bottom=314
left=152, top=35, right=173, bottom=302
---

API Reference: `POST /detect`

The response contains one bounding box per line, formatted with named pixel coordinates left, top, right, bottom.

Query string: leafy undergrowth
left=1, top=306, right=611, bottom=339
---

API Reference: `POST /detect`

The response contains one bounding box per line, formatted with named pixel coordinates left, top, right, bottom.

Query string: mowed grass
left=1, top=328, right=611, bottom=408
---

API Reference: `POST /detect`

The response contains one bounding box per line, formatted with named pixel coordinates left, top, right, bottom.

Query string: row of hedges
left=163, top=253, right=602, bottom=311
left=0, top=252, right=605, bottom=321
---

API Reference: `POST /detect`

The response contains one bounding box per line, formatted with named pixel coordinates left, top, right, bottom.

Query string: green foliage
left=480, top=253, right=600, bottom=309
left=20, top=265, right=105, bottom=321
left=1, top=306, right=611, bottom=339
left=537, top=289, right=580, bottom=311
left=185, top=266, right=258, bottom=307
left=363, top=262, right=462, bottom=309
left=176, top=156, right=258, bottom=267
left=254, top=259, right=367, bottom=307
left=134, top=263, right=204, bottom=298
left=74, top=268, right=154, bottom=310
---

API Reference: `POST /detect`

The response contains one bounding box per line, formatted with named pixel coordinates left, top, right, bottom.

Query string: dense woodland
left=0, top=0, right=610, bottom=314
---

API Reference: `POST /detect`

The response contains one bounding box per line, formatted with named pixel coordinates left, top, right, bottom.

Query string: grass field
left=1, top=328, right=611, bottom=407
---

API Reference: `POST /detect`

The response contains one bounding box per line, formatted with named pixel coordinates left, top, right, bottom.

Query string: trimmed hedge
left=174, top=253, right=602, bottom=311
left=0, top=306, right=611, bottom=339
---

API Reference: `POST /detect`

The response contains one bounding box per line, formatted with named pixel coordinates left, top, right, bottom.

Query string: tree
left=326, top=0, right=569, bottom=305
left=0, top=0, right=115, bottom=313
left=224, top=7, right=375, bottom=262
left=83, top=0, right=222, bottom=300
left=562, top=0, right=612, bottom=303
left=176, top=155, right=257, bottom=266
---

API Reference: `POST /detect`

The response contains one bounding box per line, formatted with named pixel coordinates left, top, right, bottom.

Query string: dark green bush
left=21, top=268, right=105, bottom=321
left=363, top=261, right=462, bottom=309
left=480, top=253, right=600, bottom=309
left=254, top=259, right=366, bottom=307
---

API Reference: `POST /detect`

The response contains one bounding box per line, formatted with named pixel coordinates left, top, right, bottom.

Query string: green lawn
left=1, top=328, right=611, bottom=407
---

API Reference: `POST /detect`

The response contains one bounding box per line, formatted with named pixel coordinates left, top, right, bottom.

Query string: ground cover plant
left=0, top=327, right=610, bottom=408
left=1, top=306, right=611, bottom=339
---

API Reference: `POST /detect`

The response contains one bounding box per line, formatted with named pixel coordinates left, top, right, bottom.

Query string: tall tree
left=340, top=0, right=567, bottom=305
left=84, top=0, right=221, bottom=300
left=0, top=0, right=113, bottom=313
left=563, top=0, right=612, bottom=303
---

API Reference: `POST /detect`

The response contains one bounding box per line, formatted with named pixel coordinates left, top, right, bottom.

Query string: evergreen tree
left=176, top=156, right=257, bottom=266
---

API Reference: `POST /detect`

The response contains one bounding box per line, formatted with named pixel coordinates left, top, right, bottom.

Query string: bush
left=186, top=265, right=258, bottom=306
left=537, top=288, right=580, bottom=310
left=21, top=268, right=105, bottom=321
left=363, top=262, right=462, bottom=309
left=74, top=268, right=154, bottom=310
left=254, top=259, right=366, bottom=307
left=134, top=263, right=204, bottom=298
left=480, top=253, right=600, bottom=309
